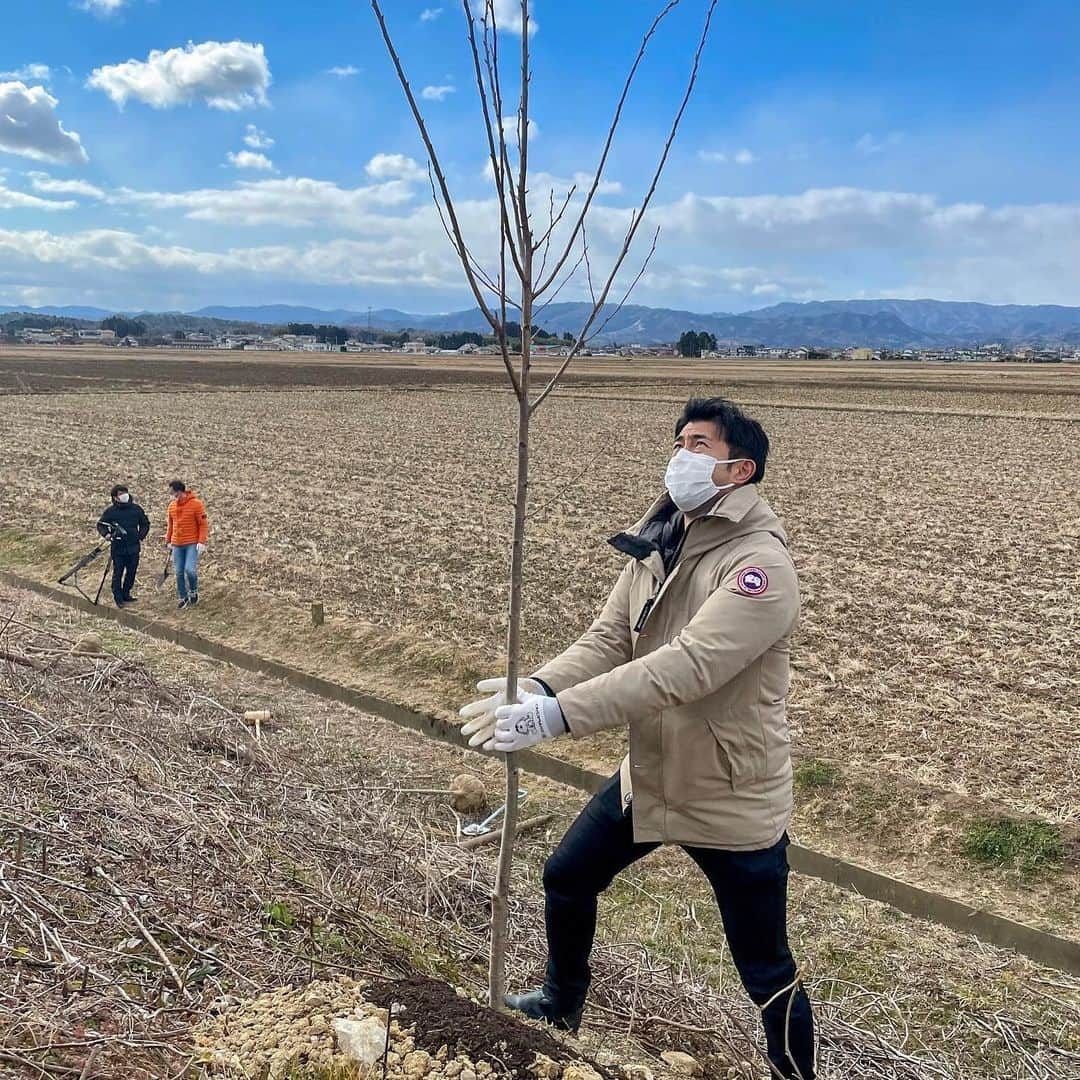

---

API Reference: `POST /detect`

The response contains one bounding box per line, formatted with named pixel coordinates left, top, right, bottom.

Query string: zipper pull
left=634, top=597, right=656, bottom=633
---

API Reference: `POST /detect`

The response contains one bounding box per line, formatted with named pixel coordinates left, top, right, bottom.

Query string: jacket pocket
left=663, top=710, right=733, bottom=805
left=705, top=710, right=767, bottom=790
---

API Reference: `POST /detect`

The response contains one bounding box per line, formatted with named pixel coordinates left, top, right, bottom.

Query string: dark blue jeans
left=542, top=774, right=815, bottom=1079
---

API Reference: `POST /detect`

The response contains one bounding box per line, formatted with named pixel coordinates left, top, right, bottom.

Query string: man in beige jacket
left=460, top=397, right=815, bottom=1079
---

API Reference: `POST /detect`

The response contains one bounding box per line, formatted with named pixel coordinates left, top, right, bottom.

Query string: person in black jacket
left=97, top=484, right=151, bottom=607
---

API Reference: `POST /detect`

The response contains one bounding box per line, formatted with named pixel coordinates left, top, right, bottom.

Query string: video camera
left=98, top=520, right=128, bottom=542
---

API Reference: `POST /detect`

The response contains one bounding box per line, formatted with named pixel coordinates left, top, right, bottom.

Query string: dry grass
left=3, top=586, right=1079, bottom=1080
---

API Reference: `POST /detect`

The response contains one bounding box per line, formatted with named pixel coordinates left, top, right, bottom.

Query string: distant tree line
left=677, top=330, right=718, bottom=357
left=102, top=315, right=147, bottom=338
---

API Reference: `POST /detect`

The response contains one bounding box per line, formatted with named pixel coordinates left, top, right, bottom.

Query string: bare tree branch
left=532, top=244, right=587, bottom=322
left=428, top=167, right=510, bottom=304
left=534, top=0, right=683, bottom=297
left=531, top=0, right=718, bottom=412
left=463, top=0, right=526, bottom=283
left=370, top=0, right=523, bottom=400
left=588, top=225, right=661, bottom=343
left=534, top=184, right=578, bottom=281
left=483, top=2, right=527, bottom=254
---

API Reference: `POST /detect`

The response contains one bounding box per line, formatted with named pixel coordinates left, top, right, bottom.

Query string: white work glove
left=459, top=676, right=544, bottom=749
left=492, top=693, right=567, bottom=754
left=196, top=543, right=207, bottom=554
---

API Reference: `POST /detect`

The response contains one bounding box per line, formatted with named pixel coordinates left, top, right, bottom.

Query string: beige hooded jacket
left=533, top=484, right=798, bottom=851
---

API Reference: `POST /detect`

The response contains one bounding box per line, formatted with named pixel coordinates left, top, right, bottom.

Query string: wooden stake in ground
left=370, top=0, right=716, bottom=1009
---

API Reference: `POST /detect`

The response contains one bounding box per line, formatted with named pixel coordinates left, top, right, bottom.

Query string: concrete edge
left=2, top=567, right=1078, bottom=978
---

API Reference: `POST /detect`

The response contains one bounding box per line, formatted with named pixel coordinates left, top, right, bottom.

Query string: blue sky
left=1, top=0, right=1078, bottom=314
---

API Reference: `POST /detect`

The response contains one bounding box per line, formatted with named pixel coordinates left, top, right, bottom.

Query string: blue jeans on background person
left=172, top=543, right=199, bottom=601
left=542, top=773, right=816, bottom=1079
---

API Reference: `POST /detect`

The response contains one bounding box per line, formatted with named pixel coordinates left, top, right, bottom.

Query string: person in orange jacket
left=164, top=479, right=209, bottom=609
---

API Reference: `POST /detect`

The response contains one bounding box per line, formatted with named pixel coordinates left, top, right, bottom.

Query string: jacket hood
left=612, top=485, right=787, bottom=567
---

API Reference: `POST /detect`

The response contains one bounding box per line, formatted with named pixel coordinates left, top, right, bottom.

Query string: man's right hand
left=459, top=676, right=545, bottom=749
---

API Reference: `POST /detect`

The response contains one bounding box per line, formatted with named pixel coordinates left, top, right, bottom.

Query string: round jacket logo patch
left=736, top=567, right=769, bottom=596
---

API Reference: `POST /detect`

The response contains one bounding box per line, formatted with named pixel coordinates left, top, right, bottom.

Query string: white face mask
left=117, top=492, right=131, bottom=504
left=664, top=448, right=744, bottom=511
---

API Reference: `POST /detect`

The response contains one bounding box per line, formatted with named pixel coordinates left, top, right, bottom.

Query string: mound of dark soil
left=367, top=975, right=616, bottom=1079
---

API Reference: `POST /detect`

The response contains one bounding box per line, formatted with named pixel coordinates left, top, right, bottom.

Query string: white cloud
left=87, top=41, right=271, bottom=111
left=243, top=124, right=274, bottom=150
left=421, top=84, right=455, bottom=101
left=856, top=131, right=904, bottom=156
left=113, top=175, right=418, bottom=228
left=0, top=82, right=88, bottom=165
left=327, top=65, right=360, bottom=77
left=28, top=173, right=106, bottom=199
left=226, top=150, right=275, bottom=172
left=7, top=181, right=1080, bottom=309
left=521, top=169, right=620, bottom=196
left=699, top=148, right=756, bottom=165
left=484, top=0, right=537, bottom=36
left=0, top=64, right=51, bottom=83
left=500, top=116, right=540, bottom=146
left=79, top=0, right=129, bottom=14
left=573, top=172, right=622, bottom=195
left=0, top=180, right=76, bottom=212
left=365, top=153, right=426, bottom=182
left=0, top=226, right=468, bottom=295
left=420, top=7, right=444, bottom=21
left=654, top=187, right=952, bottom=253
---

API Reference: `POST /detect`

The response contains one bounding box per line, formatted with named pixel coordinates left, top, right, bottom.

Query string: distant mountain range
left=6, top=299, right=1080, bottom=347
left=0, top=304, right=114, bottom=321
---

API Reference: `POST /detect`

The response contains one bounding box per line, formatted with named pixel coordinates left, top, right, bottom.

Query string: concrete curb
left=2, top=568, right=1078, bottom=978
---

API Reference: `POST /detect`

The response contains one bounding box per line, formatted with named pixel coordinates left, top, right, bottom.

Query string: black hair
left=110, top=484, right=129, bottom=500
left=168, top=480, right=186, bottom=493
left=674, top=397, right=769, bottom=484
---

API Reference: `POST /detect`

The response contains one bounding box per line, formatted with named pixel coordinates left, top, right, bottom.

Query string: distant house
left=403, top=340, right=427, bottom=354
left=456, top=343, right=479, bottom=355
left=278, top=334, right=317, bottom=350
left=736, top=344, right=759, bottom=357
left=847, top=347, right=876, bottom=361
left=21, top=328, right=60, bottom=345
left=173, top=332, right=218, bottom=349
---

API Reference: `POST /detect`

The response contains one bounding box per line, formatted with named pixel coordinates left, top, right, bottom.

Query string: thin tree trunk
left=491, top=324, right=531, bottom=1007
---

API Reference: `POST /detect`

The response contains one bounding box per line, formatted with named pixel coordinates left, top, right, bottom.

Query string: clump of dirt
left=449, top=773, right=488, bottom=814
left=367, top=975, right=616, bottom=1080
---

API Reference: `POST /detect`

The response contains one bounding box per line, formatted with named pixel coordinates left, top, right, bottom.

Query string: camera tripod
left=58, top=522, right=126, bottom=606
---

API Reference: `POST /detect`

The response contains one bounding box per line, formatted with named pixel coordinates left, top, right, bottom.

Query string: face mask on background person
left=117, top=492, right=131, bottom=504
left=664, top=448, right=747, bottom=512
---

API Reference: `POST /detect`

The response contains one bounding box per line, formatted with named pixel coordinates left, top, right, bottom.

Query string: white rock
left=660, top=1051, right=703, bottom=1077
left=332, top=1015, right=388, bottom=1065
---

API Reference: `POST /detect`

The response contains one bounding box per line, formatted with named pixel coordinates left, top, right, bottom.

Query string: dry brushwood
left=1, top=594, right=1077, bottom=1079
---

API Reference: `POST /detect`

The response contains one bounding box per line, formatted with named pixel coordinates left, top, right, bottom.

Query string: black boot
left=504, top=989, right=584, bottom=1032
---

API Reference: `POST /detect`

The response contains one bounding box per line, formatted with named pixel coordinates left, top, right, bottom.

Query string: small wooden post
left=311, top=602, right=324, bottom=628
